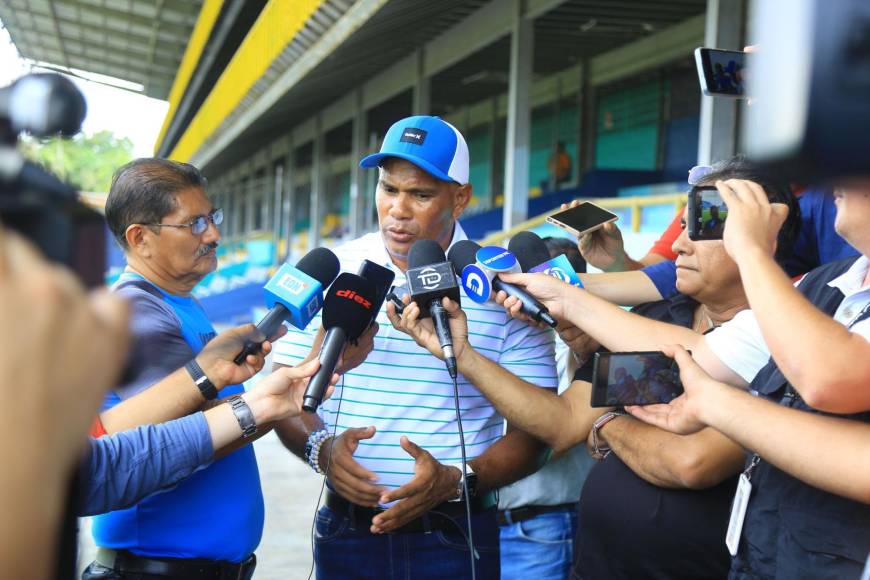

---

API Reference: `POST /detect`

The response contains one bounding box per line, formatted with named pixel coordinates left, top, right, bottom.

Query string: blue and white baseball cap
left=359, top=115, right=469, bottom=185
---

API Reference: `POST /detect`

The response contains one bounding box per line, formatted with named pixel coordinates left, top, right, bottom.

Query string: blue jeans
left=499, top=507, right=578, bottom=580
left=314, top=505, right=500, bottom=579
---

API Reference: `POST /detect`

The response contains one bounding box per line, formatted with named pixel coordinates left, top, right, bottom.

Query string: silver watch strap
left=228, top=395, right=257, bottom=438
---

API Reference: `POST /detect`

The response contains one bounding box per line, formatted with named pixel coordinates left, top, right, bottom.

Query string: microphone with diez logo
left=233, top=247, right=340, bottom=365
left=508, top=231, right=584, bottom=287
left=447, top=239, right=558, bottom=327
left=405, top=239, right=462, bottom=378
left=302, top=273, right=378, bottom=413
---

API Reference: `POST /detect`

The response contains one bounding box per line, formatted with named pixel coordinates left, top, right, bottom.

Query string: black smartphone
left=590, top=351, right=684, bottom=407
left=357, top=260, right=395, bottom=316
left=694, top=47, right=747, bottom=98
left=688, top=186, right=728, bottom=241
left=386, top=284, right=409, bottom=315
left=546, top=201, right=619, bottom=238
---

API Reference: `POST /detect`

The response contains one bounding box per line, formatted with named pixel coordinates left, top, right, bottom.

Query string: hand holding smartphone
left=591, top=351, right=684, bottom=407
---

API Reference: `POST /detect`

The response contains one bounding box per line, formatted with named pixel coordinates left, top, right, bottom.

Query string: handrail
left=479, top=192, right=686, bottom=246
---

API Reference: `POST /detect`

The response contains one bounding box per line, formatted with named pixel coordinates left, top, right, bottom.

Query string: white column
left=413, top=49, right=431, bottom=115
left=309, top=115, right=324, bottom=250
left=349, top=89, right=367, bottom=238
left=502, top=0, right=533, bottom=231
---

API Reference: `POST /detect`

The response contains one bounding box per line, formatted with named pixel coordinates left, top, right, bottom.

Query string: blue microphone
left=448, top=240, right=557, bottom=327
left=508, top=231, right=584, bottom=288
left=233, top=247, right=340, bottom=364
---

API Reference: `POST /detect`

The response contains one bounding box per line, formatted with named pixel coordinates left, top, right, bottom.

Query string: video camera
left=0, top=72, right=106, bottom=286
left=0, top=72, right=104, bottom=578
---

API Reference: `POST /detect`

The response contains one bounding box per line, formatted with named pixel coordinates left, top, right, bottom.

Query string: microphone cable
left=451, top=373, right=477, bottom=580
left=307, top=373, right=346, bottom=580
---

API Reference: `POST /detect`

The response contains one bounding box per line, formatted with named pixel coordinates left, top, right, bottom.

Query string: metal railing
left=479, top=192, right=686, bottom=246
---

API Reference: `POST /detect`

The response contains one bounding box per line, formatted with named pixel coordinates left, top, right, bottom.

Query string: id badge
left=725, top=472, right=752, bottom=556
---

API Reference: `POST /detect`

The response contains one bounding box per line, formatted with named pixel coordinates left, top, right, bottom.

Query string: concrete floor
left=78, top=431, right=327, bottom=579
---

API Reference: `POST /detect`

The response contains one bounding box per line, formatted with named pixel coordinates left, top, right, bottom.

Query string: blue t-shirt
left=643, top=190, right=858, bottom=300
left=92, top=274, right=264, bottom=562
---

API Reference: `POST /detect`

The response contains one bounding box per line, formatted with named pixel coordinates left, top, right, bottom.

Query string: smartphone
left=590, top=351, right=684, bottom=407
left=695, top=48, right=747, bottom=98
left=386, top=284, right=408, bottom=316
left=688, top=186, right=728, bottom=241
left=546, top=202, right=618, bottom=238
left=357, top=260, right=395, bottom=316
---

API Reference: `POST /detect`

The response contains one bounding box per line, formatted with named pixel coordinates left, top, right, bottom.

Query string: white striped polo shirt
left=273, top=223, right=558, bottom=493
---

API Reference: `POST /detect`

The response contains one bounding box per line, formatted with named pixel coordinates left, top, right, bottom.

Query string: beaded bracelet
left=305, top=429, right=332, bottom=475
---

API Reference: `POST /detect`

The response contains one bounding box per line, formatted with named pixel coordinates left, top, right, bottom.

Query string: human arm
left=716, top=179, right=870, bottom=412
left=100, top=324, right=285, bottom=434
left=628, top=345, right=870, bottom=503
left=593, top=416, right=745, bottom=489
left=576, top=269, right=664, bottom=306
left=495, top=271, right=743, bottom=386
left=0, top=226, right=129, bottom=580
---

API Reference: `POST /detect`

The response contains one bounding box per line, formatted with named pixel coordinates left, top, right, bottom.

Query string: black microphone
left=406, top=240, right=462, bottom=378
left=302, top=273, right=378, bottom=413
left=233, top=247, right=340, bottom=364
left=448, top=239, right=557, bottom=327
left=508, top=231, right=552, bottom=272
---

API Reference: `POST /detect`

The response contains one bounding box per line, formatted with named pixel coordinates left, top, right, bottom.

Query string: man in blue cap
left=272, top=116, right=558, bottom=578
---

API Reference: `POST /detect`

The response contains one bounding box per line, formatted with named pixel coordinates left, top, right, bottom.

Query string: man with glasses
left=82, top=158, right=261, bottom=579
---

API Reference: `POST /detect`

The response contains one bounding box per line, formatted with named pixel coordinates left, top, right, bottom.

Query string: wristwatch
left=228, top=395, right=257, bottom=438
left=590, top=411, right=626, bottom=460
left=185, top=359, right=218, bottom=401
left=445, top=462, right=478, bottom=503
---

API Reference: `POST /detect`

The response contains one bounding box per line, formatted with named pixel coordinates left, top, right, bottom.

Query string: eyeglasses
left=146, top=208, right=223, bottom=235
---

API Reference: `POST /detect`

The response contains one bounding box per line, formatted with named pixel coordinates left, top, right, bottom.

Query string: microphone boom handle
left=232, top=304, right=289, bottom=365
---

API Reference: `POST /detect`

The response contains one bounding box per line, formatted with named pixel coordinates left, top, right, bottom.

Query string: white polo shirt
left=273, top=223, right=558, bottom=492
left=706, top=255, right=870, bottom=384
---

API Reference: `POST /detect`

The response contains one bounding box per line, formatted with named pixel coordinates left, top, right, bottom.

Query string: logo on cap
left=399, top=127, right=428, bottom=145
left=461, top=264, right=491, bottom=303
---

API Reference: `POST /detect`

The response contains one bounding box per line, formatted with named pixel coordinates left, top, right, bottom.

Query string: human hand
left=319, top=426, right=384, bottom=507
left=556, top=321, right=599, bottom=365
left=0, top=225, right=130, bottom=473
left=494, top=272, right=570, bottom=323
left=242, top=359, right=336, bottom=424
left=197, top=324, right=287, bottom=390
left=386, top=296, right=470, bottom=362
left=578, top=222, right=629, bottom=272
left=715, top=179, right=789, bottom=263
left=338, top=321, right=378, bottom=374
left=370, top=436, right=461, bottom=533
left=625, top=344, right=723, bottom=435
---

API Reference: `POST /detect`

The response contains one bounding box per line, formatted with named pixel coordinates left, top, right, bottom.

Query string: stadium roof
left=0, top=0, right=203, bottom=99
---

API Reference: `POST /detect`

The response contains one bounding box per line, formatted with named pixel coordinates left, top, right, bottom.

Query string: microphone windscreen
left=296, top=247, right=340, bottom=287
left=446, top=240, right=482, bottom=275
left=408, top=239, right=447, bottom=269
left=322, top=273, right=378, bottom=339
left=509, top=231, right=551, bottom=273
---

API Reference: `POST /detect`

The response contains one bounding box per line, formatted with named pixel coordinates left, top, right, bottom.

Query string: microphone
left=447, top=240, right=558, bottom=328
left=405, top=240, right=462, bottom=378
left=233, top=247, right=340, bottom=364
left=508, top=231, right=584, bottom=287
left=302, top=273, right=378, bottom=413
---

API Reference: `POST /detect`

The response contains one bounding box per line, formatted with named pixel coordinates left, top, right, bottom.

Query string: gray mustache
left=196, top=242, right=218, bottom=257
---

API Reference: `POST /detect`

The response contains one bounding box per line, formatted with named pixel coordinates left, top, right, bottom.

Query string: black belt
left=95, top=548, right=256, bottom=580
left=324, top=489, right=495, bottom=534
left=497, top=502, right=578, bottom=526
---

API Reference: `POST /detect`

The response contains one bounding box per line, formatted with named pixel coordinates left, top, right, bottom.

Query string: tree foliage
left=19, top=130, right=134, bottom=193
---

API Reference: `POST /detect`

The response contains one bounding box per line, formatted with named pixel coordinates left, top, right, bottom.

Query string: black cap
left=296, top=247, right=340, bottom=287
left=446, top=239, right=482, bottom=275
left=408, top=239, right=448, bottom=269
left=508, top=231, right=551, bottom=273
left=322, top=273, right=378, bottom=340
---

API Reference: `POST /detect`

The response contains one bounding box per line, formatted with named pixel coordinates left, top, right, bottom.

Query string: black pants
left=82, top=559, right=256, bottom=580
